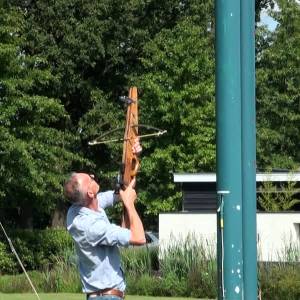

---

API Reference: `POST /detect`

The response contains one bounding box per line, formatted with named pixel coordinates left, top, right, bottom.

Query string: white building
left=159, top=172, right=300, bottom=261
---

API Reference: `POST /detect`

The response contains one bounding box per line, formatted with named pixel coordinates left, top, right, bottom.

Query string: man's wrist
left=123, top=202, right=135, bottom=211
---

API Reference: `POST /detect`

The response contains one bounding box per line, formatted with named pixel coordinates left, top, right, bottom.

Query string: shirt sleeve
left=86, top=218, right=130, bottom=247
left=97, top=191, right=119, bottom=209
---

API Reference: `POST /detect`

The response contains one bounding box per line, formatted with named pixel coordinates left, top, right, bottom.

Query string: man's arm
left=97, top=191, right=119, bottom=210
left=121, top=137, right=142, bottom=229
left=121, top=209, right=130, bottom=229
left=119, top=179, right=146, bottom=245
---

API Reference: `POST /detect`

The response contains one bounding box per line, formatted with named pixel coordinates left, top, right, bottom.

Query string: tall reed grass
left=0, top=236, right=299, bottom=299
left=158, top=235, right=217, bottom=298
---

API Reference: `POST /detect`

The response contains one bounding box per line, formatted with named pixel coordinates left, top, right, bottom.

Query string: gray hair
left=64, top=172, right=86, bottom=205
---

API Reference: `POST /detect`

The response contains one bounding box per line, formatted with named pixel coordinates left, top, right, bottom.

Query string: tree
left=0, top=6, right=86, bottom=228
left=9, top=1, right=217, bottom=227
left=11, top=0, right=151, bottom=122
left=134, top=14, right=215, bottom=219
left=5, top=0, right=297, bottom=228
left=12, top=0, right=155, bottom=187
left=258, top=180, right=300, bottom=211
left=256, top=0, right=300, bottom=169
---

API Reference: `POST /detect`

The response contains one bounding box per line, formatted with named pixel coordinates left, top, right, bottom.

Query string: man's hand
left=132, top=138, right=142, bottom=155
left=120, top=178, right=137, bottom=208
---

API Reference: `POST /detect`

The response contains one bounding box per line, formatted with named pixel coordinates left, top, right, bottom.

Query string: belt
left=87, top=288, right=125, bottom=299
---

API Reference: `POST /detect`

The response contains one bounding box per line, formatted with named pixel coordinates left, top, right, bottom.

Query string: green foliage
left=0, top=266, right=81, bottom=293
left=256, top=0, right=300, bottom=169
left=0, top=229, right=74, bottom=274
left=4, top=1, right=216, bottom=225
left=140, top=18, right=215, bottom=171
left=122, top=236, right=217, bottom=298
left=136, top=14, right=215, bottom=217
left=279, top=239, right=300, bottom=262
left=258, top=179, right=300, bottom=211
left=0, top=6, right=88, bottom=228
left=157, top=273, right=188, bottom=297
left=0, top=242, right=17, bottom=274
left=121, top=246, right=158, bottom=277
left=15, top=0, right=151, bottom=121
left=7, top=0, right=218, bottom=225
left=0, top=0, right=298, bottom=228
left=0, top=235, right=300, bottom=299
left=259, top=262, right=300, bottom=300
left=0, top=270, right=42, bottom=293
left=159, top=235, right=217, bottom=298
left=126, top=274, right=162, bottom=296
left=40, top=251, right=81, bottom=293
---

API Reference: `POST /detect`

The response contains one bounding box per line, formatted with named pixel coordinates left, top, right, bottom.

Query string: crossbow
left=88, top=86, right=166, bottom=190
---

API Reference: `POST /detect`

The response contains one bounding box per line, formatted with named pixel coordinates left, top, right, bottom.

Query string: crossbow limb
left=88, top=125, right=167, bottom=145
left=88, top=86, right=167, bottom=190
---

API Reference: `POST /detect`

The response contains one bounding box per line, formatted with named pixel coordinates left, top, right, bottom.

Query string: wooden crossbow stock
left=119, top=86, right=139, bottom=190
left=88, top=86, right=167, bottom=191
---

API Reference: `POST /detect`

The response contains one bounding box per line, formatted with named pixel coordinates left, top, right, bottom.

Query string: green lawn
left=0, top=294, right=205, bottom=300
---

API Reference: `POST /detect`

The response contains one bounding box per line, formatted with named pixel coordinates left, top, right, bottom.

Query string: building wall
left=159, top=212, right=300, bottom=261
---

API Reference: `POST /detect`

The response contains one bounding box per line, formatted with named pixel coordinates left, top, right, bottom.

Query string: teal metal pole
left=241, top=0, right=257, bottom=298
left=215, top=0, right=244, bottom=299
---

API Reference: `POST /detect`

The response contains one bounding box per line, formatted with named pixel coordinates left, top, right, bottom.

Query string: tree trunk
left=51, top=201, right=68, bottom=228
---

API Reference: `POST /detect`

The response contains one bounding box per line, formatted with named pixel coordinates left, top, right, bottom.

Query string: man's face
left=87, top=174, right=100, bottom=195
left=78, top=173, right=100, bottom=199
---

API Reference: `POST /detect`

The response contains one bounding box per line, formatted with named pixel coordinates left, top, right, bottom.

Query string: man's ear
left=87, top=189, right=94, bottom=199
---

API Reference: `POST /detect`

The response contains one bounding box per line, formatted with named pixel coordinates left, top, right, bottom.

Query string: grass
left=0, top=294, right=203, bottom=300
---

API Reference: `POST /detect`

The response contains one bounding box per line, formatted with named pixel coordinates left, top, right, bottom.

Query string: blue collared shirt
left=66, top=191, right=131, bottom=293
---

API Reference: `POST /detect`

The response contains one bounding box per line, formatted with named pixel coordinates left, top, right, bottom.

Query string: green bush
left=158, top=272, right=188, bottom=297
left=126, top=272, right=187, bottom=297
left=187, top=262, right=217, bottom=298
left=0, top=242, right=17, bottom=274
left=0, top=229, right=74, bottom=274
left=259, top=262, right=300, bottom=300
left=126, top=274, right=160, bottom=296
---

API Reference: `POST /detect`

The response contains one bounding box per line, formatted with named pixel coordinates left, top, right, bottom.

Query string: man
left=64, top=140, right=145, bottom=299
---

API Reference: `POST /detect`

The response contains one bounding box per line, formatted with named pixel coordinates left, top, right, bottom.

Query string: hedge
left=0, top=229, right=73, bottom=274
